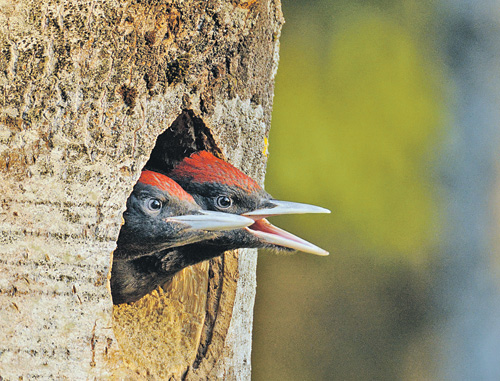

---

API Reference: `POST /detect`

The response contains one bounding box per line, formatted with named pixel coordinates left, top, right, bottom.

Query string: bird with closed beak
left=112, top=153, right=330, bottom=304
left=111, top=170, right=254, bottom=304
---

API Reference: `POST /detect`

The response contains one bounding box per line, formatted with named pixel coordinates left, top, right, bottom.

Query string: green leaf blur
left=253, top=1, right=446, bottom=380
left=267, top=5, right=444, bottom=258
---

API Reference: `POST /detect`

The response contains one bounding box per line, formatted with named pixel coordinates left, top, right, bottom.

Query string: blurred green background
left=252, top=0, right=500, bottom=379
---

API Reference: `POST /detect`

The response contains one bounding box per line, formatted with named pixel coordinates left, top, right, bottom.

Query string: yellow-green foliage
left=267, top=8, right=444, bottom=258
left=254, top=4, right=446, bottom=381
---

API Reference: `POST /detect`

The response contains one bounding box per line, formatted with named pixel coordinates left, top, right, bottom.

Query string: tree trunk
left=0, top=1, right=283, bottom=378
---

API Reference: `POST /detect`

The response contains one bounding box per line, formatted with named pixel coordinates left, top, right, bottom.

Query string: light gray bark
left=0, top=0, right=283, bottom=378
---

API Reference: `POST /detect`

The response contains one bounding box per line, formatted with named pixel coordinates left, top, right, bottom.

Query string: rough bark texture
left=0, top=0, right=283, bottom=378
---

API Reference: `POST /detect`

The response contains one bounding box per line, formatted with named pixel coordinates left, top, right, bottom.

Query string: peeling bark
left=0, top=0, right=283, bottom=378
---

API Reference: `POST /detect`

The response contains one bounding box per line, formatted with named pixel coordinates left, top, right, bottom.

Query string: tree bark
left=0, top=0, right=283, bottom=378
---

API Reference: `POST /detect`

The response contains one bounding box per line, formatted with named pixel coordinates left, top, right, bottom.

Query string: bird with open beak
left=112, top=153, right=330, bottom=304
left=167, top=151, right=330, bottom=256
left=111, top=170, right=254, bottom=304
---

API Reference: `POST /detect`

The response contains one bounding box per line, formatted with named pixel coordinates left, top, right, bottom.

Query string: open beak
left=167, top=211, right=254, bottom=231
left=242, top=200, right=330, bottom=256
left=246, top=218, right=329, bottom=256
left=243, top=200, right=331, bottom=219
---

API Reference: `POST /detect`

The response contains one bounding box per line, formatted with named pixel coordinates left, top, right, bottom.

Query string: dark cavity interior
left=145, top=109, right=221, bottom=173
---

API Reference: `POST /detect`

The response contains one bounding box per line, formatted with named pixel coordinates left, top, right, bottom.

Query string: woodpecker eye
left=146, top=198, right=163, bottom=211
left=215, top=195, right=232, bottom=209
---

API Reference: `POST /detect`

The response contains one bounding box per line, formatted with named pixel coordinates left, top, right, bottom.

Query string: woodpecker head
left=114, top=170, right=254, bottom=260
left=168, top=151, right=330, bottom=255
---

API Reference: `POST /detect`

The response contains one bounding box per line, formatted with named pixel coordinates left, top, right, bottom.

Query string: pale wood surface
left=0, top=0, right=282, bottom=378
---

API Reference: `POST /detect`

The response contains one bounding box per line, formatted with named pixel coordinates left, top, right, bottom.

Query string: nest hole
left=144, top=109, right=222, bottom=173
left=111, top=110, right=229, bottom=379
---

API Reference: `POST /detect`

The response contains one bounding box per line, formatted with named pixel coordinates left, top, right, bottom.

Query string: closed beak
left=167, top=211, right=254, bottom=231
